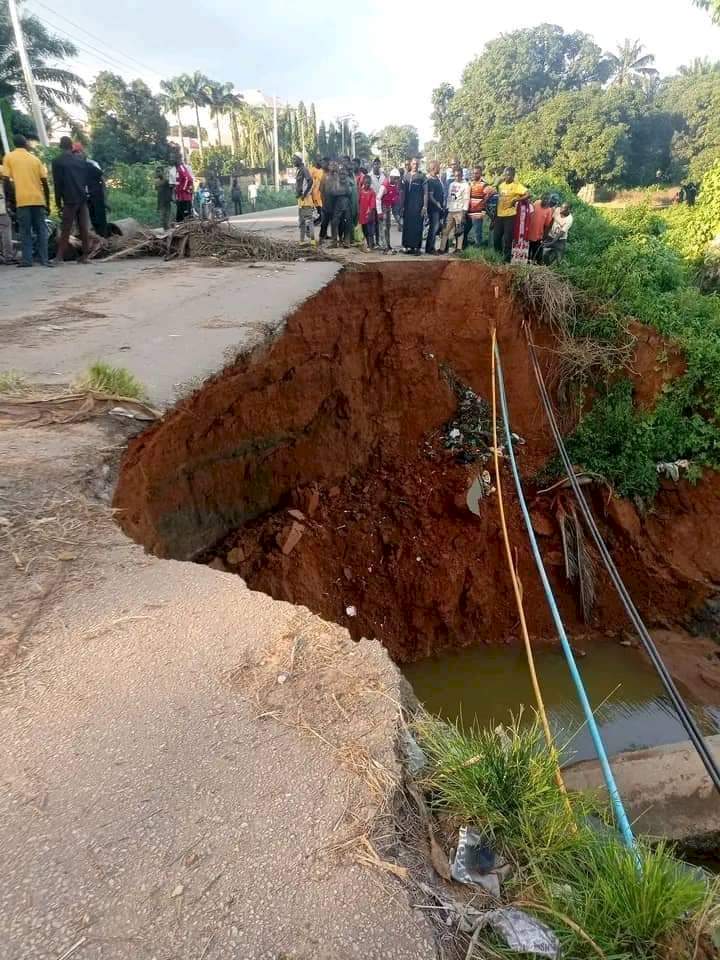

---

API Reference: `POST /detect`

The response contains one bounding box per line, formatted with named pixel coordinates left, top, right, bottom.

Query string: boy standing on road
left=3, top=135, right=51, bottom=267
left=440, top=165, right=470, bottom=254
left=293, top=154, right=315, bottom=243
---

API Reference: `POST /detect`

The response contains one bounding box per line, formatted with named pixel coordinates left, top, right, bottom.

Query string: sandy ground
left=0, top=252, right=437, bottom=958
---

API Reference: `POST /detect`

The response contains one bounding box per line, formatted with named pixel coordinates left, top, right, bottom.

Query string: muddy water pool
left=404, top=642, right=720, bottom=762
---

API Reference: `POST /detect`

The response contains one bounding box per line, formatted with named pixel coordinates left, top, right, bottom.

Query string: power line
left=26, top=0, right=165, bottom=81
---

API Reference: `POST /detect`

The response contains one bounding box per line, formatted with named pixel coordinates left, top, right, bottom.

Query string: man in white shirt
left=248, top=182, right=258, bottom=211
left=440, top=165, right=471, bottom=254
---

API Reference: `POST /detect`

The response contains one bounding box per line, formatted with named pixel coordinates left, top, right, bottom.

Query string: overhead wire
left=493, top=336, right=637, bottom=851
left=26, top=0, right=164, bottom=80
left=490, top=329, right=572, bottom=812
left=526, top=334, right=720, bottom=795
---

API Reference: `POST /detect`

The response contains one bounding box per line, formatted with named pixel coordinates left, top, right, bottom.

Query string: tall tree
left=694, top=0, right=720, bottom=24
left=318, top=119, right=328, bottom=156
left=660, top=69, right=720, bottom=180
left=678, top=58, right=720, bottom=76
left=605, top=40, right=658, bottom=87
left=179, top=71, right=212, bottom=160
left=327, top=121, right=338, bottom=157
left=432, top=24, right=609, bottom=164
left=159, top=76, right=188, bottom=160
left=371, top=125, right=419, bottom=168
left=207, top=81, right=237, bottom=147
left=0, top=0, right=83, bottom=122
left=297, top=100, right=308, bottom=156
left=308, top=102, right=318, bottom=156
left=88, top=72, right=168, bottom=168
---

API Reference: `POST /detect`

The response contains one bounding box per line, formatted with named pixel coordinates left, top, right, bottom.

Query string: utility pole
left=0, top=107, right=9, bottom=157
left=299, top=109, right=306, bottom=163
left=8, top=0, right=48, bottom=146
left=272, top=95, right=280, bottom=191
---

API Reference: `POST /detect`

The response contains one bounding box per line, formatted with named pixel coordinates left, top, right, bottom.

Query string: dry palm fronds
left=557, top=499, right=597, bottom=623
left=92, top=219, right=332, bottom=264
left=513, top=267, right=578, bottom=333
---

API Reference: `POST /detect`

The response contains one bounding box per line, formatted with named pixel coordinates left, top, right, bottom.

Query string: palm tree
left=159, top=76, right=188, bottom=160
left=605, top=40, right=658, bottom=87
left=0, top=0, right=83, bottom=121
left=678, top=57, right=720, bottom=76
left=206, top=81, right=239, bottom=147
left=178, top=71, right=212, bottom=160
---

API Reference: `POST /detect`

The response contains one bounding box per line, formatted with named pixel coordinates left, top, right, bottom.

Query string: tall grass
left=76, top=362, right=146, bottom=399
left=416, top=715, right=714, bottom=959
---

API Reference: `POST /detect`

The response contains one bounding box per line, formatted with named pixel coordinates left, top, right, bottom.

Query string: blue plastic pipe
left=494, top=341, right=636, bottom=852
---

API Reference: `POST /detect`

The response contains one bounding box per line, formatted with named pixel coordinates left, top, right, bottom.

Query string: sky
left=22, top=0, right=720, bottom=144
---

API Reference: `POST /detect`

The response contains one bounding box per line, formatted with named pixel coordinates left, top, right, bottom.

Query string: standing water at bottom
left=403, top=643, right=720, bottom=763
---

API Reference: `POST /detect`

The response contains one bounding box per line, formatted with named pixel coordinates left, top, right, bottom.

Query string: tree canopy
left=88, top=72, right=168, bottom=168
left=371, top=125, right=419, bottom=168
left=0, top=0, right=83, bottom=126
left=431, top=22, right=720, bottom=187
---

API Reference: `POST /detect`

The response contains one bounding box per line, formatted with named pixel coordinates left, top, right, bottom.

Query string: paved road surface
left=0, top=257, right=339, bottom=404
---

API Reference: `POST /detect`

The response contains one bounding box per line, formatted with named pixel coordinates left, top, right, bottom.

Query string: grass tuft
left=0, top=371, right=28, bottom=394
left=415, top=713, right=716, bottom=959
left=76, top=362, right=146, bottom=400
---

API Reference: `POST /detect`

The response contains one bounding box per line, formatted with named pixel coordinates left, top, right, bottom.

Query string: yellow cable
left=490, top=328, right=572, bottom=808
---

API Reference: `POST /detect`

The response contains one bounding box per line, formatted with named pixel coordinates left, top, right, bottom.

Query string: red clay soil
left=113, top=261, right=720, bottom=663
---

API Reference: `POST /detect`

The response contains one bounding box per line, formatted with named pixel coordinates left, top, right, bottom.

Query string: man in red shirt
left=527, top=194, right=554, bottom=263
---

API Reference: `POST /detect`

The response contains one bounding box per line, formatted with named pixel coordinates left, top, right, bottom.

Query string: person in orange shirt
left=527, top=194, right=555, bottom=263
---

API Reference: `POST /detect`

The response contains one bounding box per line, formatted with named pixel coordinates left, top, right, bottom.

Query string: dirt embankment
left=114, top=262, right=720, bottom=663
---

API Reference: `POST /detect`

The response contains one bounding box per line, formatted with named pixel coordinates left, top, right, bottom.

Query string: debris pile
left=91, top=219, right=333, bottom=263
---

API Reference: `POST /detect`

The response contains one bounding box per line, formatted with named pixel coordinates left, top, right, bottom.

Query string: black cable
left=527, top=336, right=720, bottom=794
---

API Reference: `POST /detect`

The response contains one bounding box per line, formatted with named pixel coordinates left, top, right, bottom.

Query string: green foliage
left=521, top=164, right=720, bottom=499
left=417, top=714, right=712, bottom=959
left=431, top=24, right=720, bottom=186
left=254, top=186, right=296, bottom=211
left=105, top=162, right=159, bottom=226
left=77, top=362, right=146, bottom=399
left=88, top=72, right=168, bottom=169
left=416, top=712, right=570, bottom=849
left=659, top=69, right=720, bottom=181
left=0, top=0, right=83, bottom=119
left=371, top=125, right=420, bottom=168
left=189, top=146, right=235, bottom=179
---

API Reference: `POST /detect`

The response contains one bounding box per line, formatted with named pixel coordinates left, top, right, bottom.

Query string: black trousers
left=176, top=199, right=193, bottom=221
left=529, top=239, right=543, bottom=263
left=493, top=216, right=515, bottom=261
left=233, top=198, right=242, bottom=215
left=320, top=202, right=333, bottom=240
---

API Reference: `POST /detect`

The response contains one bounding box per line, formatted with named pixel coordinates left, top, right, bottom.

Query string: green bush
left=105, top=162, right=160, bottom=226
left=416, top=715, right=712, bottom=960
left=254, top=186, right=296, bottom=211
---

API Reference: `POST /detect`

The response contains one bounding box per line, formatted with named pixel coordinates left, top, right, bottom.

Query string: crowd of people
left=0, top=134, right=109, bottom=267
left=294, top=155, right=574, bottom=263
left=1, top=137, right=573, bottom=268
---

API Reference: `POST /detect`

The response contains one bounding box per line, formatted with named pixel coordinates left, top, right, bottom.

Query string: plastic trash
left=483, top=907, right=560, bottom=958
left=450, top=826, right=511, bottom=896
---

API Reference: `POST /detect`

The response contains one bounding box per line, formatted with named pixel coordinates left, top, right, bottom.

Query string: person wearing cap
left=3, top=135, right=51, bottom=267
left=293, top=153, right=315, bottom=243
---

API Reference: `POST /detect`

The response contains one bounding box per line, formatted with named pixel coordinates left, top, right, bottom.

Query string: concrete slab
left=0, top=258, right=339, bottom=404
left=565, top=735, right=720, bottom=848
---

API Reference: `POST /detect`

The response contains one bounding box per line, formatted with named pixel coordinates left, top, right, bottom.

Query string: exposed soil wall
left=114, top=262, right=720, bottom=662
